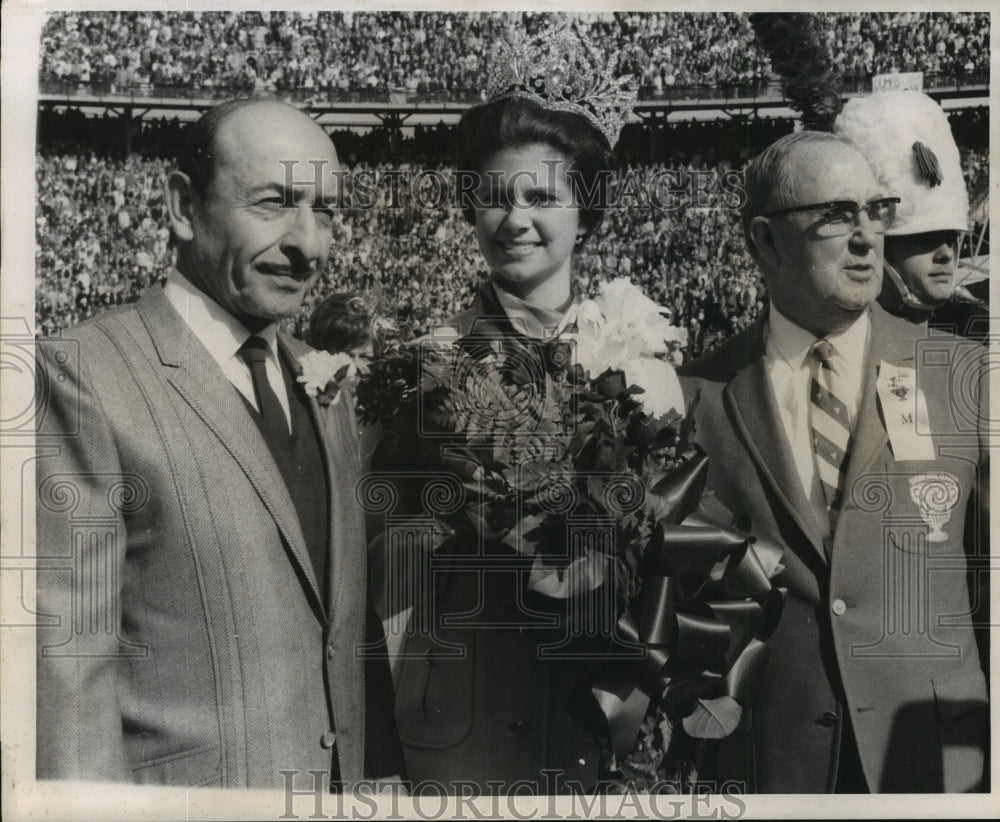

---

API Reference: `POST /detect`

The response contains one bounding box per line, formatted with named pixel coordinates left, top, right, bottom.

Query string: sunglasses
left=765, top=197, right=901, bottom=237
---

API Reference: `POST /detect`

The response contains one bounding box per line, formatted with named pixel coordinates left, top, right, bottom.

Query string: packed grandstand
left=40, top=10, right=989, bottom=95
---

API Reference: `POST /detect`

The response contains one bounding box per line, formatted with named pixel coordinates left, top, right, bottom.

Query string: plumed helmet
left=833, top=90, right=968, bottom=236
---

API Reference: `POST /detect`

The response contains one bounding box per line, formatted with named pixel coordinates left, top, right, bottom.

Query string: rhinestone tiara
left=485, top=23, right=638, bottom=149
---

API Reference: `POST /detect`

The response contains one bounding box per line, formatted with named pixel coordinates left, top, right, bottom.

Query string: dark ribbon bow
left=590, top=450, right=786, bottom=765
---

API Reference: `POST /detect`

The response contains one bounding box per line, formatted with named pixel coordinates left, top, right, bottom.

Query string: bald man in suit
left=35, top=99, right=402, bottom=789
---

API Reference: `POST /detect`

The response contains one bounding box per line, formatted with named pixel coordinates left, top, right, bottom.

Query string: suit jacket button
left=507, top=720, right=532, bottom=736
left=326, top=642, right=335, bottom=660
left=816, top=711, right=837, bottom=727
left=831, top=598, right=847, bottom=616
left=320, top=731, right=337, bottom=749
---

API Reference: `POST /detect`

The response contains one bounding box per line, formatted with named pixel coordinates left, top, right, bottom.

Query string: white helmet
left=833, top=90, right=968, bottom=236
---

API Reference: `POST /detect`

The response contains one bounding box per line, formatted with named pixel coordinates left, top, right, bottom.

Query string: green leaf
left=681, top=696, right=742, bottom=739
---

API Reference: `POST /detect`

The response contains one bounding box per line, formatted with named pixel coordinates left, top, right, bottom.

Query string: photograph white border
left=2, top=1, right=996, bottom=819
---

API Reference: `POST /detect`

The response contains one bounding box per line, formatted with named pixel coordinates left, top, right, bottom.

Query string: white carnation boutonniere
left=297, top=350, right=366, bottom=407
left=561, top=278, right=687, bottom=419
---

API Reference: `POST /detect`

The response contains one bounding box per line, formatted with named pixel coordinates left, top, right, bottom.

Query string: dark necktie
left=810, top=339, right=853, bottom=514
left=238, top=336, right=290, bottom=445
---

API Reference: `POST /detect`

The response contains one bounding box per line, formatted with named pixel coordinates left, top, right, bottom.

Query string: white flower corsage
left=560, top=278, right=687, bottom=419
left=297, top=350, right=364, bottom=407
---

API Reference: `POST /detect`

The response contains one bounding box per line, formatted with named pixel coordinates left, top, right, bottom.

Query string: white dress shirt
left=764, top=305, right=869, bottom=536
left=163, top=269, right=292, bottom=432
left=492, top=279, right=575, bottom=339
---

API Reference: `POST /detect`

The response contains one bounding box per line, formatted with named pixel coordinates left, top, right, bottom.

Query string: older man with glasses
left=678, top=131, right=988, bottom=794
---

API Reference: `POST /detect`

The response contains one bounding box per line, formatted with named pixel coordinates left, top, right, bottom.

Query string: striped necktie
left=810, top=339, right=853, bottom=514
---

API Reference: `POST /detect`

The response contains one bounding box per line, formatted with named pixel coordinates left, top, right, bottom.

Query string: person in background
left=307, top=291, right=375, bottom=359
left=833, top=90, right=985, bottom=338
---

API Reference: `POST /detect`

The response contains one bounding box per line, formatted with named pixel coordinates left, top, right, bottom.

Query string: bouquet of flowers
left=358, top=279, right=784, bottom=790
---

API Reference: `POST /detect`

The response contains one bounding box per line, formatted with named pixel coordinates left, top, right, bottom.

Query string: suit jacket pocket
left=395, top=632, right=475, bottom=750
left=132, top=744, right=222, bottom=787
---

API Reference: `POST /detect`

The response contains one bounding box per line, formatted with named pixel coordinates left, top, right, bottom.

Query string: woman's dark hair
left=306, top=292, right=371, bottom=354
left=455, top=96, right=614, bottom=242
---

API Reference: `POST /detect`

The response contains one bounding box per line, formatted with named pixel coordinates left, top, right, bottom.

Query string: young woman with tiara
left=384, top=24, right=639, bottom=793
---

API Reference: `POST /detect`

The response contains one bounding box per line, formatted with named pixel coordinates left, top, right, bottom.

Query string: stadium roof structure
left=39, top=71, right=988, bottom=122
left=37, top=73, right=989, bottom=157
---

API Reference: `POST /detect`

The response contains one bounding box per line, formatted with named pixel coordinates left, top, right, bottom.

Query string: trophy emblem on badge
left=908, top=472, right=960, bottom=542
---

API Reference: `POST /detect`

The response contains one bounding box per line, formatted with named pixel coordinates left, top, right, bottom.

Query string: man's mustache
left=257, top=264, right=317, bottom=280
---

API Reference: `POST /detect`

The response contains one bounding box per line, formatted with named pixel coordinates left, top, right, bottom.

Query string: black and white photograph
left=0, top=1, right=994, bottom=819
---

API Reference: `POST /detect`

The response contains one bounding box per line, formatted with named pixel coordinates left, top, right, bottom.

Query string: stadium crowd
left=40, top=11, right=990, bottom=98
left=35, top=153, right=171, bottom=338
left=35, top=103, right=988, bottom=360
left=825, top=12, right=989, bottom=81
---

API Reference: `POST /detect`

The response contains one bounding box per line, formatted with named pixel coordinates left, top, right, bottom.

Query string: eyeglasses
left=764, top=197, right=901, bottom=237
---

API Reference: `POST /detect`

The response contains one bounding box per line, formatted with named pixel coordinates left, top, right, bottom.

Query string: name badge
left=876, top=361, right=935, bottom=460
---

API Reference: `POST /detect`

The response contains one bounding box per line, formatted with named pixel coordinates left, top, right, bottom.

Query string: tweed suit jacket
left=677, top=303, right=988, bottom=793
left=35, top=284, right=378, bottom=789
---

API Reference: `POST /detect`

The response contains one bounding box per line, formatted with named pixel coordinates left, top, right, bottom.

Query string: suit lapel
left=841, top=305, right=911, bottom=504
left=279, top=335, right=353, bottom=620
left=723, top=317, right=827, bottom=562
left=136, top=288, right=326, bottom=617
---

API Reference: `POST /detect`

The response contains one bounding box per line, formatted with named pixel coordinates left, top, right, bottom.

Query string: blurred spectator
left=307, top=292, right=374, bottom=358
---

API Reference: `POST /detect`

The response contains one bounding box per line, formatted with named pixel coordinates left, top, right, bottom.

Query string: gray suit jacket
left=678, top=304, right=988, bottom=793
left=35, top=285, right=371, bottom=789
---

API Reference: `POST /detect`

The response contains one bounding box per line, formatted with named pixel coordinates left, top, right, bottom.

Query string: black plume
left=749, top=13, right=843, bottom=131
left=912, top=141, right=943, bottom=186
